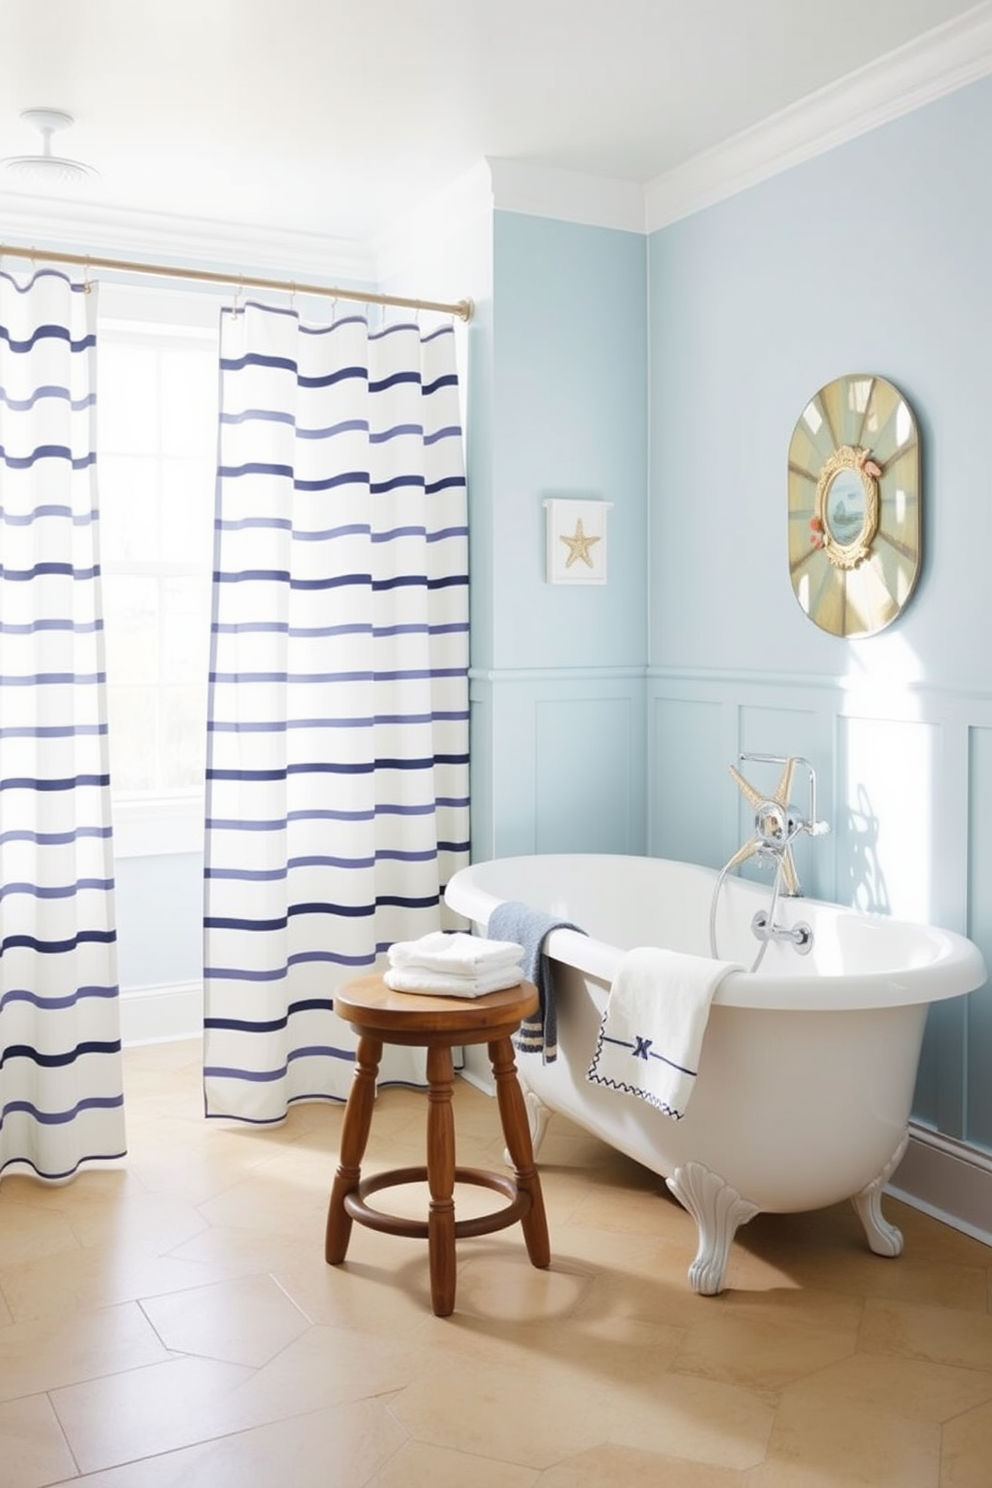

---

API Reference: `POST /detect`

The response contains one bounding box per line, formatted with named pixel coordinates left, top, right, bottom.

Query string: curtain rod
left=0, top=242, right=474, bottom=322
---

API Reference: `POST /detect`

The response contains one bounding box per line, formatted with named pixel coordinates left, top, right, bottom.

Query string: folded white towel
left=383, top=964, right=524, bottom=998
left=387, top=930, right=523, bottom=978
left=586, top=947, right=740, bottom=1119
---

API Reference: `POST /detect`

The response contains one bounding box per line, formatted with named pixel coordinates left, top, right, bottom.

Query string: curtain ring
left=231, top=279, right=244, bottom=318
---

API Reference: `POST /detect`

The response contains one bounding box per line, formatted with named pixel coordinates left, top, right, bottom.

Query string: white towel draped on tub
left=586, top=947, right=741, bottom=1118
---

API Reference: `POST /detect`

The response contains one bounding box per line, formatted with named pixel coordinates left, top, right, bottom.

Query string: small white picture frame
left=544, top=498, right=613, bottom=585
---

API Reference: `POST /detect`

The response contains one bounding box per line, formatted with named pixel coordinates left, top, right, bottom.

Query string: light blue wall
left=487, top=213, right=648, bottom=671
left=646, top=75, right=992, bottom=1150
left=469, top=211, right=648, bottom=860
left=648, top=75, right=992, bottom=685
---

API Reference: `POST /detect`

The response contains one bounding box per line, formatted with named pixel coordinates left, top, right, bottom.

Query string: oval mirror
left=788, top=375, right=920, bottom=638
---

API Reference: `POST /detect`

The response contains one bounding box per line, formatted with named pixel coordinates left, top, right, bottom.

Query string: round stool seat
left=325, top=971, right=551, bottom=1317
left=332, top=973, right=541, bottom=1044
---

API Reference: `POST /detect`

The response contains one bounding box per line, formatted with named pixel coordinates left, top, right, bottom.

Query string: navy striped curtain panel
left=0, top=269, right=126, bottom=1179
left=203, top=304, right=470, bottom=1121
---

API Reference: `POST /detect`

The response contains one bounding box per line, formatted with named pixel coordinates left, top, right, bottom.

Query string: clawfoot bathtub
left=445, top=854, right=986, bottom=1294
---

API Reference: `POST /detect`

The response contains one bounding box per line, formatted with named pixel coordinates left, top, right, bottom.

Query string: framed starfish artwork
left=544, top=498, right=613, bottom=585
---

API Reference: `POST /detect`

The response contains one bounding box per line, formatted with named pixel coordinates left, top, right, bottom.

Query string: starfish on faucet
left=725, top=757, right=800, bottom=895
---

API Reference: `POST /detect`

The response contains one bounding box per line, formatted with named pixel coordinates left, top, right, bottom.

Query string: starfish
left=725, top=757, right=800, bottom=894
left=559, top=518, right=601, bottom=569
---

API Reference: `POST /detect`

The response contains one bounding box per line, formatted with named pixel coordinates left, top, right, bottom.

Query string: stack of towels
left=384, top=931, right=525, bottom=997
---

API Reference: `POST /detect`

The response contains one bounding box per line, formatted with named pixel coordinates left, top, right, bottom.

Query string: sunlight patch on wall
left=841, top=635, right=933, bottom=923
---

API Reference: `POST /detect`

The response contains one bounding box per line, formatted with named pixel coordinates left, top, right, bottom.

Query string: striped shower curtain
left=203, top=302, right=470, bottom=1121
left=0, top=269, right=126, bottom=1179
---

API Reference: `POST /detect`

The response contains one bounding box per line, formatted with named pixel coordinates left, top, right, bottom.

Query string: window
left=97, top=285, right=221, bottom=856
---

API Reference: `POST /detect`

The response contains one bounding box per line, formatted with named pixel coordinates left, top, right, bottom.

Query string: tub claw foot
left=667, top=1161, right=760, bottom=1295
left=851, top=1134, right=908, bottom=1258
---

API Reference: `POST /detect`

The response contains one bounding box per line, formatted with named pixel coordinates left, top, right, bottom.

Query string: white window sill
left=112, top=796, right=205, bottom=858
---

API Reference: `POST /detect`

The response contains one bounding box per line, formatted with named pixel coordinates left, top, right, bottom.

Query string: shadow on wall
left=840, top=785, right=890, bottom=915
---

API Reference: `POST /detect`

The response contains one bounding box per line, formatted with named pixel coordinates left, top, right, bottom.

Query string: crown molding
left=486, top=158, right=646, bottom=234
left=0, top=190, right=376, bottom=284
left=645, top=0, right=992, bottom=233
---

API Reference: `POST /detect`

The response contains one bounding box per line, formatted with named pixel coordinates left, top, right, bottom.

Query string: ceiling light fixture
left=2, top=108, right=98, bottom=187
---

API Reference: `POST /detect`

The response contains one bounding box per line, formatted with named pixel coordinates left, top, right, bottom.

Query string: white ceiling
left=0, top=0, right=989, bottom=254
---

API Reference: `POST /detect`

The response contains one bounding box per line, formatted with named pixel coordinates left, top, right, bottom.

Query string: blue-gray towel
left=486, top=900, right=584, bottom=1064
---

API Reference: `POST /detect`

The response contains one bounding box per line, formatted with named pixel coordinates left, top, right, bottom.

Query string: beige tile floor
left=1, top=1039, right=991, bottom=1487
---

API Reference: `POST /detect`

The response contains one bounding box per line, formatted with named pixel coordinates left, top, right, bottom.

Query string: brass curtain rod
left=0, top=242, right=474, bottom=322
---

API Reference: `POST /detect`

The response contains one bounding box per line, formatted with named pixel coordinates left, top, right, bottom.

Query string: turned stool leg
left=489, top=1035, right=551, bottom=1268
left=426, top=1041, right=457, bottom=1316
left=325, top=1032, right=382, bottom=1264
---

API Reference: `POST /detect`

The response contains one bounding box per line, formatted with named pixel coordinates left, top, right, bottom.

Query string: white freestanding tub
left=445, top=853, right=987, bottom=1293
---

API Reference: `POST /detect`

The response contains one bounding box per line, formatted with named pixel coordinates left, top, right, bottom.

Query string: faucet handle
left=739, top=753, right=830, bottom=839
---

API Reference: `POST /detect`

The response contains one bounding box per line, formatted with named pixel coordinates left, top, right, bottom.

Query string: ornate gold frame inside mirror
left=788, top=374, right=920, bottom=637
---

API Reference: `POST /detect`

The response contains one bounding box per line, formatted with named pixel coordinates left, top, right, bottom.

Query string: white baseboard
left=458, top=1045, right=496, bottom=1096
left=888, top=1123, right=992, bottom=1248
left=120, top=980, right=202, bottom=1047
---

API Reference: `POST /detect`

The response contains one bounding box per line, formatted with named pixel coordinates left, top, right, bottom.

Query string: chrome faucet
left=727, top=753, right=829, bottom=900
left=713, top=754, right=830, bottom=966
left=738, top=753, right=830, bottom=849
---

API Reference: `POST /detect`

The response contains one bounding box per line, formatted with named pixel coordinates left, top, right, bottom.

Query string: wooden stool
left=325, top=972, right=550, bottom=1317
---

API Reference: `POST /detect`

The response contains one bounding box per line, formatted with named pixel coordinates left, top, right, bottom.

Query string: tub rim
left=444, top=853, right=987, bottom=1013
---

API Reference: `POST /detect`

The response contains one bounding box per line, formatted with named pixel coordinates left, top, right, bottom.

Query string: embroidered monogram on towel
left=586, top=947, right=741, bottom=1118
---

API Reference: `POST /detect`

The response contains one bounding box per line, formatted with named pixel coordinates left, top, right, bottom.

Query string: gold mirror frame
left=788, top=374, right=920, bottom=637
left=814, top=445, right=879, bottom=569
